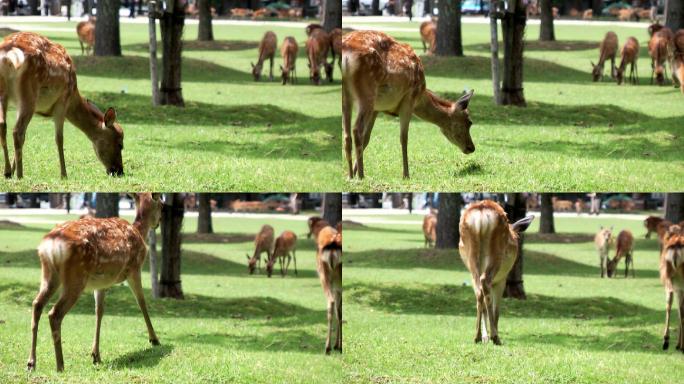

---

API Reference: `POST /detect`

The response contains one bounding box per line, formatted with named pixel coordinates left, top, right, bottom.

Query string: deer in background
left=280, top=36, right=298, bottom=85
left=459, top=200, right=534, bottom=345
left=306, top=28, right=330, bottom=85
left=420, top=20, right=436, bottom=54
left=0, top=32, right=124, bottom=179
left=342, top=30, right=475, bottom=179
left=265, top=230, right=298, bottom=277
left=307, top=216, right=324, bottom=239
left=645, top=216, right=664, bottom=239
left=252, top=31, right=277, bottom=81
left=246, top=224, right=274, bottom=274
left=591, top=31, right=618, bottom=81
left=607, top=229, right=635, bottom=278
left=27, top=193, right=162, bottom=372
left=616, top=37, right=640, bottom=85
left=672, top=30, right=684, bottom=94
left=423, top=213, right=437, bottom=247
left=595, top=226, right=613, bottom=278
left=649, top=28, right=673, bottom=85
left=316, top=225, right=342, bottom=354
left=328, top=28, right=342, bottom=80
left=659, top=231, right=684, bottom=351
left=76, top=18, right=95, bottom=55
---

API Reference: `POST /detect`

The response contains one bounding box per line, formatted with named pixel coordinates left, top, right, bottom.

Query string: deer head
left=132, top=193, right=162, bottom=231
left=246, top=254, right=257, bottom=274
left=440, top=90, right=475, bottom=154
left=87, top=102, right=124, bottom=176
left=251, top=62, right=263, bottom=81
left=590, top=61, right=603, bottom=82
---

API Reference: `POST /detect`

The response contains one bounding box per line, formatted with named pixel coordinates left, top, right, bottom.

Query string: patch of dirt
left=183, top=232, right=253, bottom=244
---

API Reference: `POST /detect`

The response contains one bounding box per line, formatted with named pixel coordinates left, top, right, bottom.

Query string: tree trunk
left=95, top=0, right=122, bottom=56
left=372, top=0, right=380, bottom=15
left=197, top=0, right=214, bottom=41
left=592, top=0, right=602, bottom=17
left=490, top=0, right=502, bottom=105
left=504, top=193, right=526, bottom=299
left=95, top=193, right=119, bottom=218
left=323, top=193, right=342, bottom=228
left=197, top=193, right=213, bottom=234
left=665, top=193, right=684, bottom=223
left=501, top=0, right=526, bottom=106
left=148, top=229, right=160, bottom=299
left=160, top=193, right=184, bottom=299
left=322, top=0, right=342, bottom=32
left=436, top=193, right=462, bottom=249
left=666, top=0, right=684, bottom=31
left=435, top=0, right=463, bottom=56
left=539, top=0, right=555, bottom=41
left=149, top=5, right=160, bottom=106
left=160, top=0, right=185, bottom=107
left=539, top=193, right=555, bottom=234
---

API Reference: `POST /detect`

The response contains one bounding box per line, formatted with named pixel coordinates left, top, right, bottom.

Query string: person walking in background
left=404, top=0, right=413, bottom=20
left=589, top=193, right=601, bottom=215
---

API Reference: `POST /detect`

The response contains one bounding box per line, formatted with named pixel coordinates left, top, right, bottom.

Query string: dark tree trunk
left=665, top=193, right=684, bottom=223
left=160, top=193, right=184, bottom=299
left=436, top=193, right=462, bottom=249
left=322, top=0, right=342, bottom=32
left=504, top=193, right=526, bottom=299
left=539, top=194, right=555, bottom=234
left=148, top=229, right=160, bottom=299
left=84, top=0, right=92, bottom=15
left=490, top=0, right=502, bottom=104
left=666, top=0, right=684, bottom=30
left=95, top=0, right=122, bottom=56
left=372, top=0, right=380, bottom=15
left=197, top=0, right=214, bottom=41
left=592, top=0, right=602, bottom=16
left=501, top=0, right=526, bottom=106
left=435, top=0, right=463, bottom=56
left=160, top=0, right=185, bottom=106
left=197, top=193, right=213, bottom=234
left=95, top=193, right=119, bottom=218
left=323, top=193, right=342, bottom=228
left=539, top=0, right=555, bottom=41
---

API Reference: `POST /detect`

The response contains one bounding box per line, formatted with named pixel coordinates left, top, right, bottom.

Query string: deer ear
left=512, top=215, right=535, bottom=233
left=456, top=89, right=474, bottom=110
left=104, top=108, right=117, bottom=128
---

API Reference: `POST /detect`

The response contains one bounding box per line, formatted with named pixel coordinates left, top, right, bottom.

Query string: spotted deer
left=459, top=200, right=534, bottom=345
left=672, top=30, right=684, bottom=94
left=328, top=28, right=342, bottom=80
left=27, top=193, right=162, bottom=372
left=660, top=231, right=684, bottom=351
left=595, top=226, right=613, bottom=278
left=591, top=31, right=618, bottom=81
left=306, top=28, right=331, bottom=85
left=607, top=229, right=635, bottom=278
left=265, top=230, right=298, bottom=277
left=316, top=225, right=342, bottom=354
left=616, top=37, right=640, bottom=85
left=246, top=224, right=274, bottom=274
left=423, top=213, right=437, bottom=247
left=280, top=36, right=298, bottom=85
left=76, top=18, right=95, bottom=56
left=342, top=30, right=475, bottom=179
left=645, top=216, right=664, bottom=239
left=649, top=28, right=673, bottom=85
left=0, top=32, right=124, bottom=179
left=419, top=20, right=436, bottom=54
left=252, top=31, right=277, bottom=81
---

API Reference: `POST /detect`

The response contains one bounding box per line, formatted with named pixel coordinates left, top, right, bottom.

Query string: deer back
left=660, top=234, right=684, bottom=288
left=274, top=230, right=297, bottom=257
left=614, top=230, right=634, bottom=260
left=254, top=224, right=275, bottom=254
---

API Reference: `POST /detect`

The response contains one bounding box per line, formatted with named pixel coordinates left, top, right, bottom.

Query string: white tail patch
left=38, top=238, right=71, bottom=267
left=320, top=249, right=342, bottom=270
left=466, top=209, right=500, bottom=273
left=0, top=47, right=26, bottom=70
left=665, top=248, right=684, bottom=269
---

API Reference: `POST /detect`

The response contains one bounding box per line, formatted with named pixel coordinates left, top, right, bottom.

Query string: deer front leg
left=53, top=110, right=68, bottom=179
left=269, top=55, right=274, bottom=81
left=325, top=299, right=333, bottom=354
left=91, top=290, right=105, bottom=364
left=398, top=102, right=413, bottom=179
left=49, top=280, right=86, bottom=371
left=490, top=283, right=506, bottom=345
left=293, top=250, right=298, bottom=276
left=0, top=94, right=9, bottom=178
left=27, top=270, right=60, bottom=371
left=664, top=290, right=673, bottom=350
left=127, top=271, right=160, bottom=346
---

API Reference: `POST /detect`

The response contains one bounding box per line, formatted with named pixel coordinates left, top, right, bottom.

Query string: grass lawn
left=343, top=210, right=684, bottom=383
left=0, top=20, right=341, bottom=191
left=342, top=20, right=684, bottom=191
left=0, top=212, right=342, bottom=383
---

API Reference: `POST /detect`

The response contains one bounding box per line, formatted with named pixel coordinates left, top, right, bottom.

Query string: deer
left=645, top=216, right=665, bottom=239
left=265, top=230, right=298, bottom=277
left=616, top=37, right=640, bottom=85
left=419, top=21, right=436, bottom=55
left=552, top=197, right=573, bottom=212
left=423, top=213, right=437, bottom=247
left=252, top=31, right=277, bottom=81
left=607, top=229, right=635, bottom=278
left=328, top=27, right=342, bottom=80
left=311, top=218, right=331, bottom=241
left=246, top=224, right=274, bottom=274
left=76, top=18, right=95, bottom=56
left=280, top=36, right=298, bottom=85
left=459, top=200, right=534, bottom=345
left=591, top=31, right=618, bottom=82
left=306, top=28, right=331, bottom=85
left=0, top=32, right=124, bottom=179
left=307, top=216, right=324, bottom=239
left=672, top=30, right=684, bottom=94
left=306, top=23, right=323, bottom=37
left=595, top=226, right=613, bottom=278
left=342, top=30, right=475, bottom=179
left=648, top=22, right=665, bottom=37
left=649, top=28, right=673, bottom=85
left=26, top=193, right=162, bottom=372
left=316, top=225, right=342, bottom=354
left=659, top=231, right=684, bottom=351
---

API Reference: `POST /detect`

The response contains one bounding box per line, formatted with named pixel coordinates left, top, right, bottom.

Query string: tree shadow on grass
left=109, top=344, right=174, bottom=369
left=515, top=328, right=666, bottom=354
left=465, top=40, right=599, bottom=52
left=175, top=329, right=325, bottom=354
left=183, top=232, right=255, bottom=244
left=123, top=40, right=259, bottom=52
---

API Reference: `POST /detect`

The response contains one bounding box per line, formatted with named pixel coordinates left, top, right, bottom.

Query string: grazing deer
left=591, top=31, right=618, bottom=82
left=316, top=225, right=342, bottom=354
left=459, top=200, right=534, bottom=345
left=0, top=32, right=124, bottom=179
left=27, top=193, right=162, bottom=372
left=672, top=30, right=684, bottom=94
left=328, top=28, right=342, bottom=79
left=280, top=36, right=298, bottom=85
left=659, top=231, right=684, bottom=351
left=645, top=216, right=664, bottom=239
left=648, top=22, right=665, bottom=37
left=649, top=28, right=673, bottom=85
left=306, top=23, right=323, bottom=37
left=307, top=216, right=324, bottom=239
left=306, top=28, right=331, bottom=85
left=552, top=197, right=573, bottom=212
left=342, top=30, right=475, bottom=179
left=311, top=218, right=331, bottom=241
left=607, top=229, right=635, bottom=278
left=419, top=20, right=436, bottom=55
left=76, top=18, right=95, bottom=56
left=616, top=37, right=640, bottom=85
left=595, top=226, right=613, bottom=278
left=252, top=31, right=277, bottom=81
left=423, top=213, right=437, bottom=247
left=246, top=224, right=274, bottom=274
left=266, top=230, right=298, bottom=277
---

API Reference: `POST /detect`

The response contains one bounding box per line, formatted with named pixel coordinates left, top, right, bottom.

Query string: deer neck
left=413, top=90, right=452, bottom=129
left=65, top=93, right=104, bottom=142
left=133, top=213, right=152, bottom=241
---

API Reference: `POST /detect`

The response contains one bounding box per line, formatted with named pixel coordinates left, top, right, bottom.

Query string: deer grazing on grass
left=607, top=229, right=635, bottom=278
left=591, top=31, right=618, bottom=81
left=246, top=224, right=274, bottom=274
left=252, top=31, right=277, bottom=81
left=423, top=213, right=437, bottom=247
left=328, top=28, right=342, bottom=80
left=27, top=193, right=162, bottom=372
left=645, top=216, right=665, bottom=239
left=649, top=28, right=673, bottom=85
left=316, top=225, right=342, bottom=354
left=616, top=37, right=640, bottom=85
left=342, top=30, right=475, bottom=179
left=659, top=230, right=684, bottom=351
left=672, top=30, right=684, bottom=94
left=459, top=200, right=534, bottom=345
left=280, top=36, right=298, bottom=85
left=265, top=230, right=298, bottom=277
left=419, top=21, right=436, bottom=55
left=595, top=226, right=613, bottom=278
left=0, top=32, right=124, bottom=179
left=306, top=28, right=331, bottom=85
left=76, top=18, right=95, bottom=56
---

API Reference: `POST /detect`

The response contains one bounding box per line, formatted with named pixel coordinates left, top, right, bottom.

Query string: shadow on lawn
left=110, top=344, right=174, bottom=369
left=124, top=40, right=259, bottom=52
left=175, top=328, right=326, bottom=354
left=515, top=328, right=665, bottom=354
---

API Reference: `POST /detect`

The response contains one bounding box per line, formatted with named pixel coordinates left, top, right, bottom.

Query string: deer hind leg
left=342, top=82, right=354, bottom=178
left=334, top=289, right=342, bottom=352
left=351, top=103, right=375, bottom=179
left=27, top=262, right=60, bottom=371
left=127, top=270, right=160, bottom=346
left=293, top=249, right=298, bottom=276
left=398, top=99, right=414, bottom=179
left=490, top=282, right=506, bottom=345
left=351, top=109, right=379, bottom=178
left=12, top=81, right=37, bottom=179
left=48, top=277, right=87, bottom=371
left=474, top=290, right=484, bottom=343
left=91, top=290, right=105, bottom=364
left=677, top=291, right=684, bottom=351
left=325, top=298, right=334, bottom=354
left=0, top=91, right=9, bottom=178
left=664, top=290, right=673, bottom=349
left=269, top=55, right=274, bottom=81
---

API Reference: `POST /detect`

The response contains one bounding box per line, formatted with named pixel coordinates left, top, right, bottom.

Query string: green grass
left=0, top=212, right=341, bottom=383
left=343, top=211, right=684, bottom=383
left=0, top=21, right=341, bottom=191
left=342, top=21, right=684, bottom=191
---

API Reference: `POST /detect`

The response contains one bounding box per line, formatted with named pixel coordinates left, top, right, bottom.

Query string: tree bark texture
left=436, top=0, right=463, bottom=56
left=160, top=193, right=184, bottom=299
left=436, top=193, right=462, bottom=249
left=504, top=193, right=527, bottom=299
left=95, top=0, right=122, bottom=56
left=501, top=0, right=527, bottom=106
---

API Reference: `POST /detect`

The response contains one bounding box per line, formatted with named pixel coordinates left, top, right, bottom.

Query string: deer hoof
left=491, top=336, right=502, bottom=346
left=150, top=338, right=160, bottom=346
left=92, top=352, right=101, bottom=364
left=325, top=346, right=331, bottom=355
left=474, top=335, right=482, bottom=344
left=26, top=360, right=36, bottom=371
left=3, top=172, right=9, bottom=179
